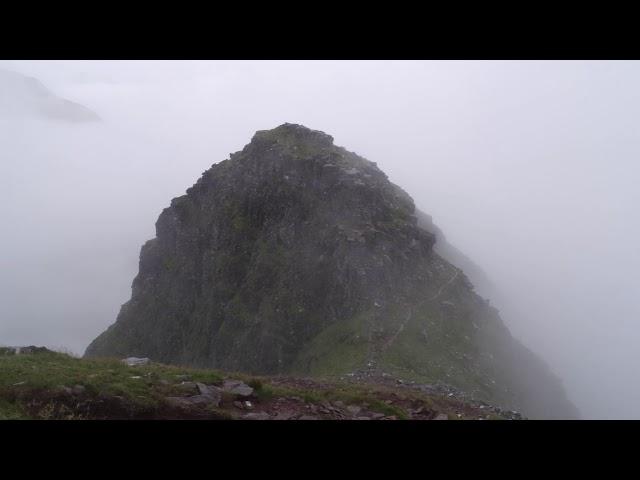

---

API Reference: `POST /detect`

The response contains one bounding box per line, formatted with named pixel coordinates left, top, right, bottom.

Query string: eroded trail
left=428, top=268, right=460, bottom=302
left=378, top=268, right=461, bottom=357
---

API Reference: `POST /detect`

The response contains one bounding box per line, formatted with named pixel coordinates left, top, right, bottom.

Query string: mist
left=1, top=60, right=638, bottom=419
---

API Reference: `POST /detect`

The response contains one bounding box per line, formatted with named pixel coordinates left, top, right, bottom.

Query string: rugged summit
left=86, top=123, right=578, bottom=419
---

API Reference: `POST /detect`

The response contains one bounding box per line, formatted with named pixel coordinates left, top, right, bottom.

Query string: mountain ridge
left=86, top=123, right=579, bottom=419
left=0, top=68, right=100, bottom=122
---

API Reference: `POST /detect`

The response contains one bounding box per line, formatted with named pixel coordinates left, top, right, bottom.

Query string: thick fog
left=1, top=60, right=638, bottom=419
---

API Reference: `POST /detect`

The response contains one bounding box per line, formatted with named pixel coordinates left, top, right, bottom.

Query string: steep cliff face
left=85, top=123, right=578, bottom=418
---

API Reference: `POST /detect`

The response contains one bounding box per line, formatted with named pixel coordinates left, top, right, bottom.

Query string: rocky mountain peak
left=85, top=123, right=579, bottom=419
left=251, top=122, right=335, bottom=148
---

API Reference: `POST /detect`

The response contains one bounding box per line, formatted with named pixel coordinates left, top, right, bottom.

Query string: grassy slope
left=0, top=351, right=509, bottom=420
left=0, top=351, right=223, bottom=419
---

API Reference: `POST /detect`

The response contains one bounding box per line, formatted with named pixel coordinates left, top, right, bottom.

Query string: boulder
left=242, top=412, right=270, bottom=420
left=222, top=380, right=254, bottom=398
left=122, top=357, right=150, bottom=366
left=72, top=385, right=86, bottom=395
left=174, top=381, right=199, bottom=395
left=196, top=383, right=223, bottom=405
left=346, top=405, right=362, bottom=415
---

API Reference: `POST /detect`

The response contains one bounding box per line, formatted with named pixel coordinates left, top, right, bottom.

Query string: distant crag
left=0, top=68, right=99, bottom=122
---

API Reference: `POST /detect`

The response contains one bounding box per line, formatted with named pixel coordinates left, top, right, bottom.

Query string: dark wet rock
left=175, top=382, right=199, bottom=395
left=164, top=382, right=222, bottom=408
left=196, top=383, right=222, bottom=405
left=298, top=415, right=319, bottom=420
left=165, top=396, right=193, bottom=408
left=273, top=411, right=297, bottom=420
left=165, top=392, right=220, bottom=408
left=222, top=380, right=253, bottom=398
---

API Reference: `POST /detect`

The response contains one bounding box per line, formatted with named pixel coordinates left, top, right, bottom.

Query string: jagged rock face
left=86, top=123, right=579, bottom=419
left=0, top=68, right=99, bottom=122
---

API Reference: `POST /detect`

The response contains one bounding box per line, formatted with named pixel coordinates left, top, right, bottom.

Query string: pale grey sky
left=1, top=60, right=639, bottom=418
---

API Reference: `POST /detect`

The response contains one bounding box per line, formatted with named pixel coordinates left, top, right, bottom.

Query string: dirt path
left=377, top=268, right=461, bottom=356
left=428, top=268, right=460, bottom=302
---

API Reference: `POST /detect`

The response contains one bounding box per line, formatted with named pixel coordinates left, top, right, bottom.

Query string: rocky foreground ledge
left=0, top=349, right=519, bottom=420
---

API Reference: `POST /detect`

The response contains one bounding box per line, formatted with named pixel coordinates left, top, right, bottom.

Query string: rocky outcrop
left=85, top=123, right=579, bottom=419
left=0, top=345, right=52, bottom=355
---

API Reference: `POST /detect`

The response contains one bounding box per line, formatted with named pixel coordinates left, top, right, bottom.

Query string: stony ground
left=0, top=349, right=521, bottom=420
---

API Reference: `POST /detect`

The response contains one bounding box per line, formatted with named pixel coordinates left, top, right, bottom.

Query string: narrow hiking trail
left=363, top=268, right=462, bottom=373
left=428, top=268, right=460, bottom=303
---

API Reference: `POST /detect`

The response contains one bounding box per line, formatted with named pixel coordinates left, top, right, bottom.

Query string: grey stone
left=165, top=393, right=219, bottom=408
left=242, top=412, right=271, bottom=420
left=273, top=411, right=296, bottom=420
left=222, top=380, right=254, bottom=398
left=346, top=405, right=362, bottom=415
left=175, top=381, right=199, bottom=395
left=122, top=357, right=150, bottom=366
left=196, top=383, right=222, bottom=406
left=72, top=385, right=86, bottom=395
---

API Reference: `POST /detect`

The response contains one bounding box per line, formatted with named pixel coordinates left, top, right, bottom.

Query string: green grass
left=253, top=126, right=330, bottom=159
left=256, top=381, right=409, bottom=419
left=0, top=351, right=506, bottom=420
left=380, top=299, right=497, bottom=403
left=0, top=398, right=26, bottom=419
left=290, top=310, right=372, bottom=376
left=0, top=351, right=224, bottom=419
